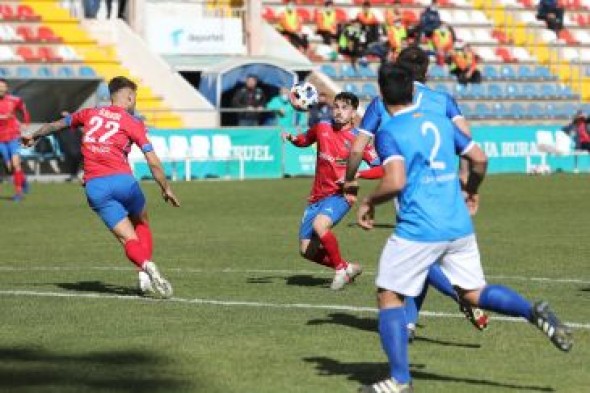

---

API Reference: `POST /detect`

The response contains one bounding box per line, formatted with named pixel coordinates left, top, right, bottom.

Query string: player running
left=0, top=78, right=30, bottom=201
left=282, top=92, right=380, bottom=290
left=357, top=64, right=572, bottom=393
left=344, top=47, right=488, bottom=337
left=22, top=76, right=179, bottom=298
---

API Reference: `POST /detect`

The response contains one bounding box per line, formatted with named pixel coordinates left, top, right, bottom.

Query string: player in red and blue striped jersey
left=283, top=92, right=380, bottom=290
left=0, top=78, right=30, bottom=201
left=22, top=76, right=179, bottom=298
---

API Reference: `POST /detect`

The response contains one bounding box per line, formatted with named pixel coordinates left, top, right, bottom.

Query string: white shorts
left=375, top=234, right=486, bottom=297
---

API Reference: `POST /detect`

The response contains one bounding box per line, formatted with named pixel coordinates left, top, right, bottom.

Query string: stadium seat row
left=323, top=64, right=556, bottom=81
left=434, top=82, right=577, bottom=100
left=0, top=4, right=39, bottom=21
left=0, top=25, right=61, bottom=43
left=263, top=6, right=489, bottom=26
left=0, top=45, right=80, bottom=62
left=460, top=102, right=582, bottom=120
left=129, top=135, right=235, bottom=162
left=0, top=65, right=96, bottom=78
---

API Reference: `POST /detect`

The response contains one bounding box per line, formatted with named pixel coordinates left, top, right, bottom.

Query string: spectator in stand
left=431, top=22, right=455, bottom=66
left=419, top=0, right=442, bottom=39
left=338, top=20, right=369, bottom=68
left=308, top=92, right=333, bottom=127
left=356, top=1, right=380, bottom=44
left=536, top=0, right=564, bottom=34
left=316, top=0, right=339, bottom=46
left=82, top=0, right=100, bottom=18
left=266, top=87, right=301, bottom=127
left=563, top=110, right=590, bottom=151
left=450, top=43, right=482, bottom=85
left=231, top=75, right=267, bottom=126
left=385, top=10, right=407, bottom=60
left=105, top=0, right=127, bottom=20
left=277, top=0, right=309, bottom=53
left=385, top=6, right=401, bottom=27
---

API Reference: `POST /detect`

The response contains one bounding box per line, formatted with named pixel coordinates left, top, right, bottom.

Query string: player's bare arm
left=21, top=119, right=68, bottom=147
left=342, top=132, right=372, bottom=204
left=357, top=160, right=405, bottom=230
left=461, top=144, right=487, bottom=216
left=145, top=151, right=180, bottom=207
left=454, top=117, right=472, bottom=185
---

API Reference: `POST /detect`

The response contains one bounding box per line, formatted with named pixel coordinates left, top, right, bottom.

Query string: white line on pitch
left=0, top=289, right=588, bottom=330
left=0, top=265, right=588, bottom=285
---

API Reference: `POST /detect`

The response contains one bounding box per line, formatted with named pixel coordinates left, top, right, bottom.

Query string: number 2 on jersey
left=421, top=121, right=446, bottom=170
left=84, top=116, right=120, bottom=143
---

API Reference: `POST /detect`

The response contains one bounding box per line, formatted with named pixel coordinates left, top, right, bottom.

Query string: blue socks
left=404, top=264, right=456, bottom=326
left=478, top=284, right=533, bottom=320
left=404, top=297, right=418, bottom=326
left=379, top=307, right=411, bottom=384
left=427, top=263, right=457, bottom=300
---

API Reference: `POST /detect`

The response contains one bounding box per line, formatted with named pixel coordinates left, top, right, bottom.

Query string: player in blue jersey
left=356, top=64, right=572, bottom=393
left=344, top=46, right=488, bottom=337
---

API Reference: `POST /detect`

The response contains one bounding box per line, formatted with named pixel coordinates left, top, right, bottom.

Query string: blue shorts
left=0, top=138, right=20, bottom=163
left=85, top=174, right=146, bottom=230
left=299, top=195, right=351, bottom=240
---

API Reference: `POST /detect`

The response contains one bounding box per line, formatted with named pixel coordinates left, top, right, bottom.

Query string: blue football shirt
left=375, top=106, right=474, bottom=242
left=359, top=82, right=464, bottom=137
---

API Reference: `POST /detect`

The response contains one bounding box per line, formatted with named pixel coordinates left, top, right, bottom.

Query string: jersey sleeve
left=446, top=94, right=464, bottom=121
left=375, top=128, right=403, bottom=164
left=454, top=124, right=474, bottom=156
left=127, top=120, right=153, bottom=153
left=15, top=97, right=30, bottom=124
left=359, top=98, right=382, bottom=136
left=362, top=142, right=381, bottom=167
left=291, top=124, right=318, bottom=147
left=64, top=108, right=91, bottom=128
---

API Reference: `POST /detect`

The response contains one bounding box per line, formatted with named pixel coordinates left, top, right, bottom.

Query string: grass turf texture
left=0, top=175, right=588, bottom=393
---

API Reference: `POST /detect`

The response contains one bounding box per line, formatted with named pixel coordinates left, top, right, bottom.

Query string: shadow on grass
left=579, top=286, right=590, bottom=292
left=56, top=281, right=138, bottom=296
left=246, top=274, right=332, bottom=287
left=0, top=346, right=193, bottom=392
left=346, top=222, right=395, bottom=229
left=285, top=275, right=331, bottom=287
left=307, top=313, right=480, bottom=349
left=303, top=356, right=554, bottom=391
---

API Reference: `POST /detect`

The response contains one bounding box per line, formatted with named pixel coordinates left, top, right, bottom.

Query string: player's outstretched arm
left=144, top=151, right=180, bottom=207
left=461, top=144, right=487, bottom=216
left=21, top=119, right=68, bottom=147
left=357, top=160, right=405, bottom=230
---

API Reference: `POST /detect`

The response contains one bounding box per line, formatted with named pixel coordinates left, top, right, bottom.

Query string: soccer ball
left=290, top=82, right=319, bottom=112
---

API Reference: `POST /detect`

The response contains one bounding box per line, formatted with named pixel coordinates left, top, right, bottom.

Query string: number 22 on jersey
left=84, top=116, right=121, bottom=143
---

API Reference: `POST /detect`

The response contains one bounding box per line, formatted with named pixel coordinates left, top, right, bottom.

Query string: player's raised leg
left=442, top=235, right=572, bottom=352
left=313, top=197, right=361, bottom=290
left=298, top=195, right=362, bottom=290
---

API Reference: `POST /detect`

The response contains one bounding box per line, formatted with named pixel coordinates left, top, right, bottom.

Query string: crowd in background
left=275, top=0, right=482, bottom=85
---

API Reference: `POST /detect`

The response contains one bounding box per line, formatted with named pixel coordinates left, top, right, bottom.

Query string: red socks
left=124, top=239, right=149, bottom=269
left=135, top=221, right=153, bottom=259
left=319, top=231, right=347, bottom=270
left=308, top=247, right=332, bottom=268
left=13, top=170, right=24, bottom=194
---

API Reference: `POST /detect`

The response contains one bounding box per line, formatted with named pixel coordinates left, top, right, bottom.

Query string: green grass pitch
left=0, top=175, right=588, bottom=393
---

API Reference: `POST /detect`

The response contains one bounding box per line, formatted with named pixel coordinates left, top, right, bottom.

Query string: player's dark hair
left=0, top=78, right=8, bottom=85
left=396, top=46, right=429, bottom=83
left=108, top=76, right=137, bottom=96
left=378, top=63, right=413, bottom=106
left=334, top=91, right=359, bottom=109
